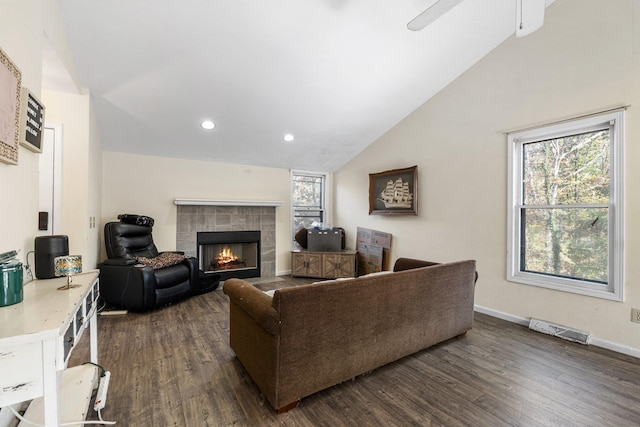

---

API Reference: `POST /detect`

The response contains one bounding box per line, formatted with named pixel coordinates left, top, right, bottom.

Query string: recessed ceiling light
left=201, top=120, right=215, bottom=130
left=283, top=134, right=295, bottom=142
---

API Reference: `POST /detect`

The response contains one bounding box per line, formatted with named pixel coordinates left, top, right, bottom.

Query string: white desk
left=0, top=271, right=100, bottom=426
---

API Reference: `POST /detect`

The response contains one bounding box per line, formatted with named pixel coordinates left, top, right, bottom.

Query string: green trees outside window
left=508, top=110, right=624, bottom=300
left=292, top=172, right=326, bottom=239
left=521, top=130, right=610, bottom=283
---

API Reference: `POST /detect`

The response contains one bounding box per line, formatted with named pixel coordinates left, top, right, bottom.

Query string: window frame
left=507, top=110, right=624, bottom=301
left=290, top=170, right=330, bottom=248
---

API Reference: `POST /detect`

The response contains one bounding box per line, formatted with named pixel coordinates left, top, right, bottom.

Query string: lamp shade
left=54, top=255, right=82, bottom=277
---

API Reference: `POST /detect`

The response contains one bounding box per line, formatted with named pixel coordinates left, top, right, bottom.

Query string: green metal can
left=0, top=261, right=23, bottom=307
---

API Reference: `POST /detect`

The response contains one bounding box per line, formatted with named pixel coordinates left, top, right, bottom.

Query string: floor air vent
left=528, top=318, right=590, bottom=345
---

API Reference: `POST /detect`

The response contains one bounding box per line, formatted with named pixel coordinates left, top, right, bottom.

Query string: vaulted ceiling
left=51, top=0, right=553, bottom=172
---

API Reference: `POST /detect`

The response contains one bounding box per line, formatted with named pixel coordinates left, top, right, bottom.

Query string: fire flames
left=216, top=247, right=238, bottom=265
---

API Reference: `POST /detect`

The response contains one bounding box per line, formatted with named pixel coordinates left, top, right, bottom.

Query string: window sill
left=508, top=273, right=623, bottom=302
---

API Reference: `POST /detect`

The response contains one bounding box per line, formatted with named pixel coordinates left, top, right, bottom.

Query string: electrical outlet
left=631, top=308, right=640, bottom=323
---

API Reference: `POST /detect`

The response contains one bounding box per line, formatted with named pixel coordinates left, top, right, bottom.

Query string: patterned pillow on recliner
left=135, top=252, right=185, bottom=269
left=118, top=213, right=155, bottom=227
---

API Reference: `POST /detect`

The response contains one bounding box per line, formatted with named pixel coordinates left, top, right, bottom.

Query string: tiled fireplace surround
left=176, top=205, right=276, bottom=277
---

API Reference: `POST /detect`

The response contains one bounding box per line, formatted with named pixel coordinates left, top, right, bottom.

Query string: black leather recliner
left=98, top=221, right=198, bottom=311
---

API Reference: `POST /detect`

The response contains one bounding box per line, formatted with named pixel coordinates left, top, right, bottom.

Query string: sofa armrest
left=393, top=258, right=440, bottom=272
left=223, top=279, right=281, bottom=335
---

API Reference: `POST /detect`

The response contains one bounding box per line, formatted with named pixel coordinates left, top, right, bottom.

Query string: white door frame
left=39, top=123, right=63, bottom=235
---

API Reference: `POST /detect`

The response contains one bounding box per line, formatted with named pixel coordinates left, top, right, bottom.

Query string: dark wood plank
left=67, top=276, right=640, bottom=426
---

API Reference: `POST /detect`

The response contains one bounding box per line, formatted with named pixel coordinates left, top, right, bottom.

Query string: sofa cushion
left=153, top=263, right=191, bottom=289
left=359, top=270, right=394, bottom=278
left=393, top=258, right=440, bottom=272
left=263, top=272, right=394, bottom=298
left=309, top=271, right=394, bottom=286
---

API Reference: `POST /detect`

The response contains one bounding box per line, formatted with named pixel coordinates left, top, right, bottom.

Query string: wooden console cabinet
left=291, top=250, right=357, bottom=279
left=0, top=271, right=100, bottom=426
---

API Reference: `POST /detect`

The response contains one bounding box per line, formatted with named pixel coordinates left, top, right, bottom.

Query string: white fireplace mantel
left=174, top=198, right=284, bottom=207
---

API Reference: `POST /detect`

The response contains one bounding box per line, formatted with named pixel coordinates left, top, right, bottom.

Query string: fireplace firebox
left=197, top=231, right=261, bottom=280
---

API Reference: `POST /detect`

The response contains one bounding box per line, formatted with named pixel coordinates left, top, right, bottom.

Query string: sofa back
left=269, top=259, right=476, bottom=408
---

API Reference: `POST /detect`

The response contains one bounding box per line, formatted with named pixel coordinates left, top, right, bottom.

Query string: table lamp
left=54, top=255, right=82, bottom=290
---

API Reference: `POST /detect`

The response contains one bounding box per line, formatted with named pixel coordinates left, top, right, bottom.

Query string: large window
left=291, top=171, right=327, bottom=245
left=507, top=110, right=624, bottom=300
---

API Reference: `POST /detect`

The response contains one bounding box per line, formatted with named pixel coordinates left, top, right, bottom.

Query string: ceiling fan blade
left=407, top=0, right=465, bottom=31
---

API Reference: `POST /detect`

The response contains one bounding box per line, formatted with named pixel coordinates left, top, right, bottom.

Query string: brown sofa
left=223, top=258, right=477, bottom=412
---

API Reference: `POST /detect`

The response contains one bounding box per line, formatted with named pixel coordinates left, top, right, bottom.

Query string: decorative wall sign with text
left=19, top=87, right=45, bottom=153
left=0, top=47, right=22, bottom=165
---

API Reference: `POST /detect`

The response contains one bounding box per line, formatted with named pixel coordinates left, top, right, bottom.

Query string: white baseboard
left=277, top=269, right=291, bottom=277
left=589, top=337, right=640, bottom=359
left=474, top=304, right=640, bottom=359
left=474, top=305, right=529, bottom=326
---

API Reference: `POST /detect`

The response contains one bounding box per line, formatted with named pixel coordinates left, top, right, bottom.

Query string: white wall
left=42, top=89, right=103, bottom=268
left=334, top=0, right=640, bottom=353
left=0, top=1, right=42, bottom=262
left=0, top=0, right=102, bottom=272
left=101, top=152, right=292, bottom=273
left=88, top=102, right=103, bottom=268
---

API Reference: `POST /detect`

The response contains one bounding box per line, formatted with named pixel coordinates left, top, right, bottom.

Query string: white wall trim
left=39, top=123, right=63, bottom=235
left=588, top=337, right=640, bottom=359
left=474, top=305, right=530, bottom=326
left=174, top=198, right=283, bottom=207
left=474, top=304, right=640, bottom=359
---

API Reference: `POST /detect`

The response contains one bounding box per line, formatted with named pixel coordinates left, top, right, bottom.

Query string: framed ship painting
left=0, top=47, right=21, bottom=165
left=369, top=165, right=417, bottom=215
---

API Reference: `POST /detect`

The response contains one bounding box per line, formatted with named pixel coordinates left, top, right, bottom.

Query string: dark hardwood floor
left=70, top=276, right=640, bottom=426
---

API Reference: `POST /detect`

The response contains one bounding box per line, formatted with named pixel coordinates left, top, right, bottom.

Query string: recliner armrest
left=98, top=263, right=157, bottom=311
left=102, top=258, right=137, bottom=266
